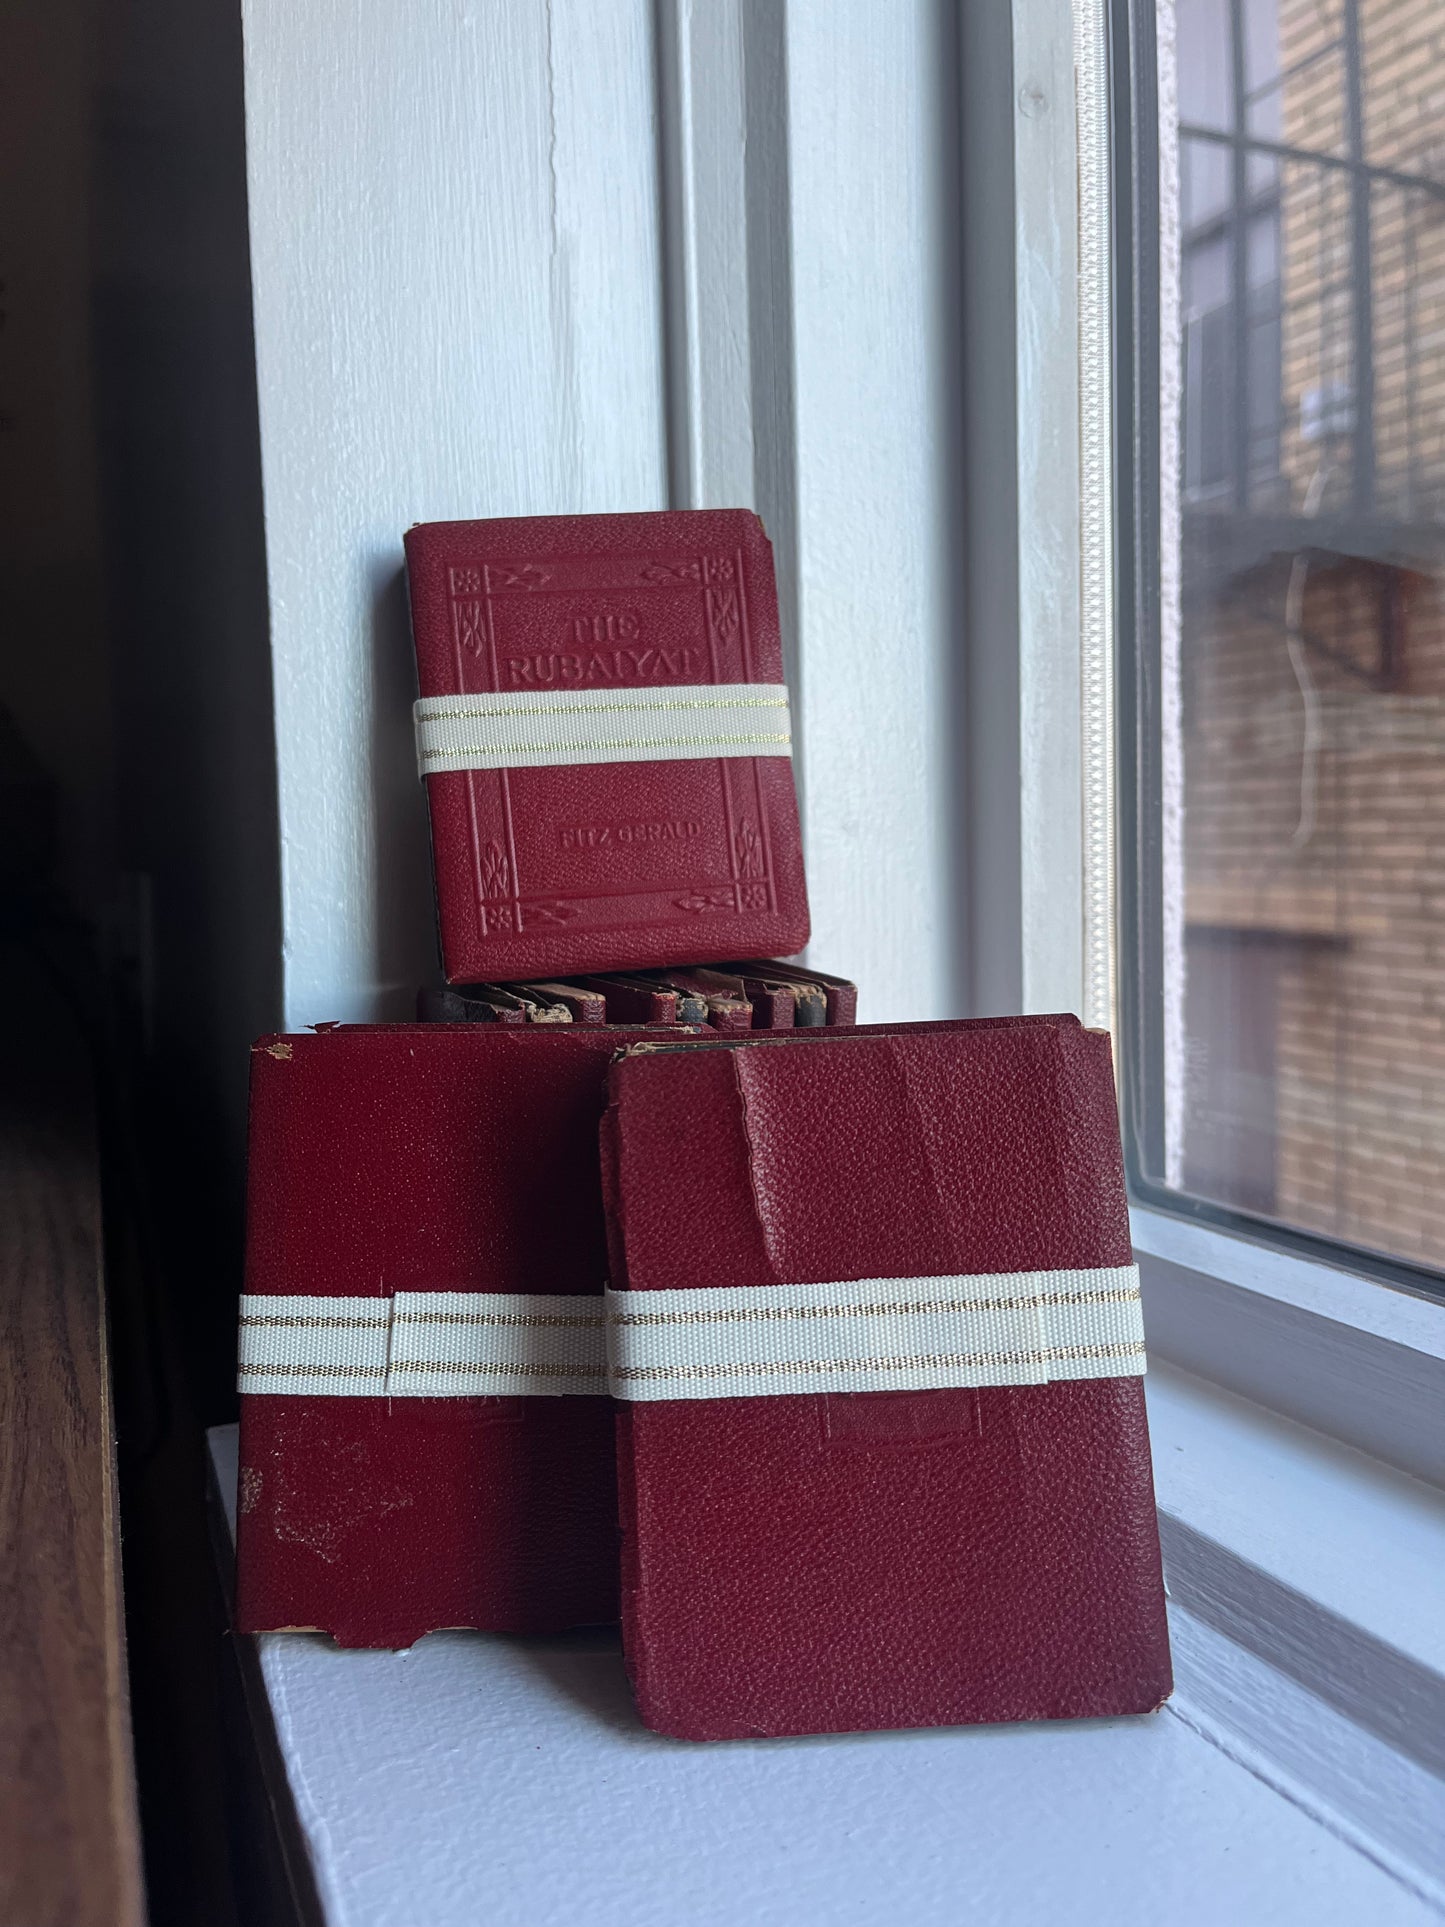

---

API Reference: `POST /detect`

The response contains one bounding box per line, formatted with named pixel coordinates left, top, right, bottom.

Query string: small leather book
left=739, top=971, right=820, bottom=1032
left=404, top=509, right=809, bottom=984
left=599, top=1016, right=1171, bottom=1740
left=720, top=969, right=800, bottom=1029
left=235, top=1022, right=701, bottom=1648
left=653, top=968, right=754, bottom=1032
left=722, top=959, right=857, bottom=1025
left=416, top=984, right=526, bottom=1024
left=574, top=976, right=695, bottom=1026
left=660, top=964, right=797, bottom=1029
left=507, top=982, right=607, bottom=1024
left=418, top=982, right=576, bottom=1024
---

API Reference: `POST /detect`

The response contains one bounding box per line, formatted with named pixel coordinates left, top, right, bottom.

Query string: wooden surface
left=0, top=946, right=145, bottom=1927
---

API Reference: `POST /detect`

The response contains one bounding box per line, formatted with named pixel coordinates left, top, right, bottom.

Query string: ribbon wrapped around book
left=239, top=1266, right=1143, bottom=1402
left=413, top=682, right=792, bottom=776
left=237, top=1293, right=608, bottom=1398
left=604, top=1267, right=1143, bottom=1400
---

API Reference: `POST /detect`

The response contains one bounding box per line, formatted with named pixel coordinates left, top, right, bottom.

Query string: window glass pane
left=1246, top=208, right=1277, bottom=287
left=1276, top=4, right=1349, bottom=159
left=1241, top=0, right=1279, bottom=92
left=1245, top=85, right=1283, bottom=145
left=1177, top=0, right=1233, bottom=130
left=1184, top=231, right=1229, bottom=313
left=1141, top=0, right=1445, bottom=1272
left=1246, top=146, right=1280, bottom=201
left=1183, top=134, right=1232, bottom=227
left=1360, top=0, right=1430, bottom=169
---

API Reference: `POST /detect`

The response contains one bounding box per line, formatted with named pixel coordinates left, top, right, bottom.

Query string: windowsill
left=1145, top=1360, right=1445, bottom=1902
left=1147, top=1362, right=1445, bottom=1674
left=1132, top=1206, right=1445, bottom=1353
left=1132, top=1206, right=1445, bottom=1903
left=210, top=1363, right=1445, bottom=1921
left=1133, top=1204, right=1445, bottom=1489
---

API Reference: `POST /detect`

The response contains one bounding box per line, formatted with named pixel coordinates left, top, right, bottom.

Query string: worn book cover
left=404, top=509, right=809, bottom=984
left=235, top=1023, right=672, bottom=1647
left=599, top=1017, right=1172, bottom=1739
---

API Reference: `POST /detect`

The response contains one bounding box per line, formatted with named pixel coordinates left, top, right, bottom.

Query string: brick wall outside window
left=1176, top=0, right=1445, bottom=1265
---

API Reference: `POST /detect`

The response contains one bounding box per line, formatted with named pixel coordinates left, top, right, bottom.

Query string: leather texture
left=404, top=509, right=809, bottom=984
left=600, top=1016, right=1172, bottom=1740
left=722, top=958, right=857, bottom=1025
left=235, top=1024, right=659, bottom=1647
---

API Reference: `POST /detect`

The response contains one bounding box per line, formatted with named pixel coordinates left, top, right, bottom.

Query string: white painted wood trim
left=1148, top=1362, right=1445, bottom=1906
left=653, top=0, right=803, bottom=796
left=1167, top=1607, right=1445, bottom=1907
left=1013, top=0, right=1086, bottom=1018
left=240, top=0, right=669, bottom=1029
left=965, top=0, right=1117, bottom=1028
left=657, top=2, right=965, bottom=1021
left=783, top=2, right=964, bottom=1020
left=1074, top=0, right=1118, bottom=1035
left=1155, top=0, right=1188, bottom=1184
left=655, top=0, right=756, bottom=513
left=1136, top=1206, right=1445, bottom=1490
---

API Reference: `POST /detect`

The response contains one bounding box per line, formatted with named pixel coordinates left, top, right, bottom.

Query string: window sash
left=1109, top=0, right=1445, bottom=1305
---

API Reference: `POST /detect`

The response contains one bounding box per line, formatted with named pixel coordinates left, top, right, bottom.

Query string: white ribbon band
left=604, top=1266, right=1144, bottom=1402
left=414, top=682, right=792, bottom=776
left=240, top=1267, right=1143, bottom=1403
left=237, top=1293, right=607, bottom=1398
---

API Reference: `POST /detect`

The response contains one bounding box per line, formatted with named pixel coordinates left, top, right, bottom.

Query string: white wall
left=241, top=0, right=974, bottom=1029
left=243, top=0, right=668, bottom=1025
left=785, top=0, right=964, bottom=1018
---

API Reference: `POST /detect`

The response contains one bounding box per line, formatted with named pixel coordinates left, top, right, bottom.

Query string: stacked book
left=234, top=509, right=1170, bottom=1739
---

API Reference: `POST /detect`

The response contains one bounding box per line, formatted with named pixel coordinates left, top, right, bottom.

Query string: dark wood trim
left=0, top=942, right=146, bottom=1927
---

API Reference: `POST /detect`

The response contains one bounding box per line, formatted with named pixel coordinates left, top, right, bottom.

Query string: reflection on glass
left=1165, top=0, right=1445, bottom=1268
left=1176, top=0, right=1234, bottom=129
left=1184, top=138, right=1233, bottom=228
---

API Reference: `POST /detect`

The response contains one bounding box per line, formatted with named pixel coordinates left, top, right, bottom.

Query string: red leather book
left=507, top=982, right=608, bottom=1024
left=723, top=959, right=857, bottom=1025
left=404, top=509, right=809, bottom=984
left=235, top=1022, right=681, bottom=1648
left=653, top=968, right=754, bottom=1032
left=599, top=1017, right=1171, bottom=1739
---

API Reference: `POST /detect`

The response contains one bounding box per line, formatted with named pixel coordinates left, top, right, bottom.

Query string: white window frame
left=1134, top=1205, right=1445, bottom=1487
left=1080, top=0, right=1445, bottom=1489
left=983, top=0, right=1445, bottom=1883
left=656, top=0, right=964, bottom=1015
left=971, top=0, right=1445, bottom=1475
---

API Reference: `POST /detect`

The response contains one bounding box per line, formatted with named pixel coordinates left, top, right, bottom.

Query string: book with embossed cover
left=234, top=1021, right=700, bottom=1649
left=599, top=1017, right=1172, bottom=1740
left=404, top=509, right=809, bottom=984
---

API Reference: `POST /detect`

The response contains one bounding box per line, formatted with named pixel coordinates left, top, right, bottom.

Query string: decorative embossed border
left=444, top=550, right=777, bottom=937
